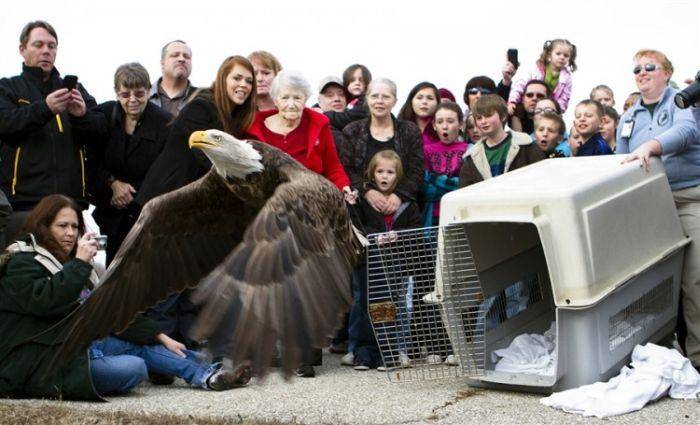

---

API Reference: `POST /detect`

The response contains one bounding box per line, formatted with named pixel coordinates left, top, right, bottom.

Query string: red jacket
left=248, top=108, right=350, bottom=190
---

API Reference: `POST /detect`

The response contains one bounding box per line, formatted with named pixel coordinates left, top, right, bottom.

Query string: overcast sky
left=1, top=0, right=698, bottom=122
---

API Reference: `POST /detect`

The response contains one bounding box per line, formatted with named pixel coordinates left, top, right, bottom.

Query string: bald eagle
left=56, top=129, right=362, bottom=376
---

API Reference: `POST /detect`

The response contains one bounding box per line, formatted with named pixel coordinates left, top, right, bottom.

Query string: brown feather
left=54, top=137, right=361, bottom=379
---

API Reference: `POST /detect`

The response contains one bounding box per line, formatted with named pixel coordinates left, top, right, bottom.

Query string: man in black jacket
left=0, top=20, right=103, bottom=242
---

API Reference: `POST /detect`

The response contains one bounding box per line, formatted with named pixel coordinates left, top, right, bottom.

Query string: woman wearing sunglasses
left=90, top=63, right=171, bottom=264
left=462, top=76, right=497, bottom=112
left=618, top=49, right=700, bottom=374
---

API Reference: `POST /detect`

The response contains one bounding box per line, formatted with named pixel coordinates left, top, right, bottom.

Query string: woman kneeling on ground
left=0, top=195, right=250, bottom=400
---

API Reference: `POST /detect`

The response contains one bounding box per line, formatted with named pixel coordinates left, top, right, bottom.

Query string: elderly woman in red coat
left=247, top=70, right=354, bottom=199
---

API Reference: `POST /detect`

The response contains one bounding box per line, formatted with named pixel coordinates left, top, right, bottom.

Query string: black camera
left=674, top=70, right=700, bottom=109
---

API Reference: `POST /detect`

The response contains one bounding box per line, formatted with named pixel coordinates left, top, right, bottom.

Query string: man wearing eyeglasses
left=0, top=20, right=102, bottom=243
left=618, top=49, right=700, bottom=374
left=509, top=80, right=550, bottom=134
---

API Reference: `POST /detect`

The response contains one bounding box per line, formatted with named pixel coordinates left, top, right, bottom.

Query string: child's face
left=600, top=116, right=617, bottom=143
left=373, top=158, right=398, bottom=194
left=347, top=68, right=366, bottom=97
left=475, top=111, right=504, bottom=139
left=568, top=127, right=584, bottom=154
left=412, top=88, right=438, bottom=119
left=592, top=89, right=615, bottom=107
left=549, top=43, right=572, bottom=70
left=465, top=115, right=482, bottom=143
left=534, top=118, right=562, bottom=152
left=433, top=108, right=461, bottom=144
left=574, top=104, right=602, bottom=139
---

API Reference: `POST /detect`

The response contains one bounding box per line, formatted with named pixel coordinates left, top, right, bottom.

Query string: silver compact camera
left=93, top=235, right=108, bottom=250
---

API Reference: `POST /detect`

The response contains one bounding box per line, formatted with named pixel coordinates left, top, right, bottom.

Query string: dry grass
left=0, top=403, right=296, bottom=425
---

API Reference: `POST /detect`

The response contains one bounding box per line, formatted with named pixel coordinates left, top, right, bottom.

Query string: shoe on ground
left=426, top=354, right=442, bottom=365
left=341, top=352, right=355, bottom=366
left=399, top=353, right=411, bottom=368
left=149, top=372, right=175, bottom=386
left=353, top=363, right=370, bottom=371
left=295, top=365, right=316, bottom=378
left=444, top=355, right=458, bottom=366
left=207, top=363, right=252, bottom=391
left=377, top=365, right=388, bottom=372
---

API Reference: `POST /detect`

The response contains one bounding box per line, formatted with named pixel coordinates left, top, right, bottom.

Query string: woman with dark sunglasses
left=618, top=49, right=700, bottom=375
left=463, top=76, right=496, bottom=112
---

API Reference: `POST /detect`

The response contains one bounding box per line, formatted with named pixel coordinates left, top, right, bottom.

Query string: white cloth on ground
left=491, top=322, right=556, bottom=376
left=541, top=343, right=700, bottom=418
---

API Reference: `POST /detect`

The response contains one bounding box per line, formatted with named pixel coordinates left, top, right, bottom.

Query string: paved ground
left=1, top=352, right=698, bottom=424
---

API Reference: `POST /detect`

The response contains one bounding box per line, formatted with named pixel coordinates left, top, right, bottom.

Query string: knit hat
left=438, top=88, right=456, bottom=103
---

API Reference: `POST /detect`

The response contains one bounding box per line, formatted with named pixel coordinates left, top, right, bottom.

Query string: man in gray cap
left=317, top=75, right=347, bottom=113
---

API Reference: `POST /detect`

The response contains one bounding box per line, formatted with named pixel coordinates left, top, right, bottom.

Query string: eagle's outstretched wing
left=190, top=167, right=360, bottom=376
left=54, top=171, right=251, bottom=364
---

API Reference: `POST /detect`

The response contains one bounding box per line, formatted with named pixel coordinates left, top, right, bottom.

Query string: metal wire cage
left=366, top=225, right=486, bottom=382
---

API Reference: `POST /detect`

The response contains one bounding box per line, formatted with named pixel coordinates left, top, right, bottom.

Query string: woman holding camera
left=618, top=49, right=700, bottom=372
left=91, top=63, right=171, bottom=264
left=0, top=195, right=250, bottom=400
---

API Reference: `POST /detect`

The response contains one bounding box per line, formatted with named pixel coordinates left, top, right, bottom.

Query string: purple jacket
left=508, top=63, right=573, bottom=113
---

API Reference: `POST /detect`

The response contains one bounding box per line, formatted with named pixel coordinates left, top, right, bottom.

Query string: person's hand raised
left=66, top=89, right=86, bottom=117
left=45, top=88, right=71, bottom=114
left=75, top=232, right=98, bottom=262
left=502, top=61, right=516, bottom=85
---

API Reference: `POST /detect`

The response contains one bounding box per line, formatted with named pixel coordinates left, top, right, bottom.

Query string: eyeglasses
left=534, top=107, right=557, bottom=115
left=525, top=92, right=547, bottom=100
left=633, top=63, right=658, bottom=74
left=468, top=87, right=492, bottom=96
left=117, top=89, right=148, bottom=100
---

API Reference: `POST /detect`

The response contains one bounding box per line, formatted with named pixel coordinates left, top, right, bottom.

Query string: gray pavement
left=1, top=351, right=699, bottom=424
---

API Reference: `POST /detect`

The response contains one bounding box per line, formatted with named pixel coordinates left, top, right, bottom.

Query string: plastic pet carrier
left=366, top=156, right=689, bottom=392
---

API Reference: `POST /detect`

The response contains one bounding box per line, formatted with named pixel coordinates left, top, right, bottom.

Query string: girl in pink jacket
left=508, top=39, right=577, bottom=113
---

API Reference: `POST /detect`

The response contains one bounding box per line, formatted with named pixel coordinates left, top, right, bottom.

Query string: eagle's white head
left=188, top=129, right=264, bottom=179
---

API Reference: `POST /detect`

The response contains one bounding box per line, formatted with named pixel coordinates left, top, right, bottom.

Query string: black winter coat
left=339, top=117, right=424, bottom=202
left=324, top=98, right=368, bottom=131
left=135, top=92, right=219, bottom=206
left=89, top=101, right=172, bottom=261
left=0, top=65, right=103, bottom=210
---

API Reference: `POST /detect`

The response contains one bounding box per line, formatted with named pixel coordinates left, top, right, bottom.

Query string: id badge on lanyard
left=620, top=119, right=635, bottom=138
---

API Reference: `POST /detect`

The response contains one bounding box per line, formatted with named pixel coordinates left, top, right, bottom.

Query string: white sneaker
left=444, top=354, right=458, bottom=366
left=399, top=353, right=411, bottom=368
left=341, top=352, right=354, bottom=366
left=426, top=354, right=442, bottom=364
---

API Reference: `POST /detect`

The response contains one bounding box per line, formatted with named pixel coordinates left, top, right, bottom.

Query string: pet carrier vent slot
left=608, top=276, right=673, bottom=351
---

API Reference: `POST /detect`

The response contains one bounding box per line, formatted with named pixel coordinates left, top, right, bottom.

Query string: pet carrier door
left=366, top=224, right=486, bottom=382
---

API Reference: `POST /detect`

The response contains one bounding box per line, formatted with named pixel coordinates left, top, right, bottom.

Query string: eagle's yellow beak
left=188, top=131, right=218, bottom=149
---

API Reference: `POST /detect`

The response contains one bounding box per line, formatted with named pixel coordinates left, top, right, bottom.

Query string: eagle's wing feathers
left=191, top=171, right=357, bottom=376
left=54, top=171, right=250, bottom=364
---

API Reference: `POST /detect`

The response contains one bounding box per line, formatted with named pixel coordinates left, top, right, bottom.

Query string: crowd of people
left=0, top=19, right=699, bottom=399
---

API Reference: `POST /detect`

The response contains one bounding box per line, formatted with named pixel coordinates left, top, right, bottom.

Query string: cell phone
left=62, top=75, right=78, bottom=91
left=507, top=49, right=519, bottom=69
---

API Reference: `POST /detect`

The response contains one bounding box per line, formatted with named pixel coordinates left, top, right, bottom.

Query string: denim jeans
left=89, top=336, right=219, bottom=395
left=347, top=266, right=363, bottom=355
